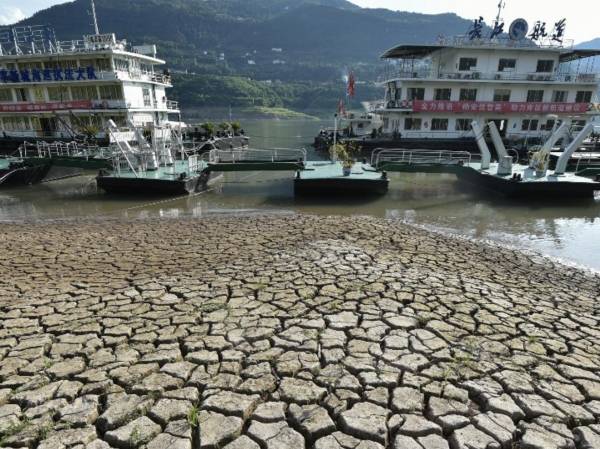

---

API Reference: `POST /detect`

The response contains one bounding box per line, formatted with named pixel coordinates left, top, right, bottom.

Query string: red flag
left=347, top=71, right=356, bottom=98
left=337, top=99, right=346, bottom=116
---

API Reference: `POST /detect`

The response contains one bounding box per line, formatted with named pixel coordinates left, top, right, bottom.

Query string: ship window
left=62, top=60, right=78, bottom=69
left=497, top=58, right=516, bottom=71
left=48, top=86, right=70, bottom=102
left=459, top=88, right=477, bottom=101
left=536, top=60, right=554, bottom=73
left=434, top=88, right=451, bottom=101
left=526, top=90, right=544, bottom=102
left=143, top=88, right=152, bottom=107
left=493, top=89, right=511, bottom=102
left=575, top=91, right=592, bottom=103
left=455, top=119, right=473, bottom=131
left=404, top=118, right=422, bottom=130
left=15, top=88, right=28, bottom=102
left=541, top=119, right=555, bottom=131
left=458, top=57, right=477, bottom=71
left=3, top=117, right=27, bottom=130
left=431, top=119, right=448, bottom=131
left=18, top=62, right=43, bottom=70
left=521, top=119, right=539, bottom=131
left=71, top=86, right=98, bottom=100
left=94, top=59, right=111, bottom=72
left=99, top=85, right=123, bottom=100
left=573, top=120, right=587, bottom=129
left=114, top=58, right=130, bottom=72
left=406, top=88, right=425, bottom=101
left=0, top=88, right=12, bottom=102
left=552, top=90, right=568, bottom=102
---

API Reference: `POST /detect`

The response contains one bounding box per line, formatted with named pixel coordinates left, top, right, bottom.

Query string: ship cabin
left=378, top=35, right=600, bottom=144
left=0, top=26, right=180, bottom=141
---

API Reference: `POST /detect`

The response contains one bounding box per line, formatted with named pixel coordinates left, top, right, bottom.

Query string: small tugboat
left=455, top=120, right=600, bottom=198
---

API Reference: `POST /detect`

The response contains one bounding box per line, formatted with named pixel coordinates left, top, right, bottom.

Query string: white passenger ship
left=0, top=6, right=180, bottom=152
left=338, top=10, right=600, bottom=153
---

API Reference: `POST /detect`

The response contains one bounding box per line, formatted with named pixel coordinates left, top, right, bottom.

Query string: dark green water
left=1, top=119, right=600, bottom=271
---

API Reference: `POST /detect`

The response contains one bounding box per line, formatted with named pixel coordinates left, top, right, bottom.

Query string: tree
left=200, top=122, right=215, bottom=138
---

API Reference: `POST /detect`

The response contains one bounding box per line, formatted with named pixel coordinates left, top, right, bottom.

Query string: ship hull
left=0, top=163, right=52, bottom=187
left=96, top=172, right=210, bottom=196
left=455, top=167, right=599, bottom=199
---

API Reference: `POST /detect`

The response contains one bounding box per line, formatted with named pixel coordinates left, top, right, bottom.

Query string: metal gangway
left=203, top=147, right=307, bottom=172
left=371, top=148, right=476, bottom=173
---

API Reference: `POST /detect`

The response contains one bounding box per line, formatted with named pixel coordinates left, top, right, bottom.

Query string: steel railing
left=380, top=70, right=598, bottom=84
left=206, top=147, right=307, bottom=164
left=18, top=141, right=112, bottom=160
left=371, top=148, right=475, bottom=168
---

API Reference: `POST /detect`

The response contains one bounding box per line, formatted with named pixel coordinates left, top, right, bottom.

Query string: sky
left=0, top=0, right=597, bottom=44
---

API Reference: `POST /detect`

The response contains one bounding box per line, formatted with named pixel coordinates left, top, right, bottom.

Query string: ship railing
left=371, top=148, right=473, bottom=168
left=206, top=147, right=307, bottom=164
left=574, top=153, right=600, bottom=172
left=19, top=141, right=109, bottom=159
left=152, top=74, right=172, bottom=85
left=166, top=100, right=179, bottom=111
left=381, top=70, right=598, bottom=83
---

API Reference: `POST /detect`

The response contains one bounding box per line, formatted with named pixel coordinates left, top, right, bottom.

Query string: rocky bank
left=0, top=215, right=599, bottom=449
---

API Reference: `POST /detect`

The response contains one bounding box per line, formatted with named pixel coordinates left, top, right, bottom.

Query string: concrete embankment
left=0, top=215, right=599, bottom=449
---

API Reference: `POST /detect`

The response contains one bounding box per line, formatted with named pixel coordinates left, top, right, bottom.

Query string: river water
left=1, top=119, right=600, bottom=271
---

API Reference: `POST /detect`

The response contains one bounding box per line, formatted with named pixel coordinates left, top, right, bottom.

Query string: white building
left=0, top=26, right=180, bottom=142
left=377, top=30, right=600, bottom=146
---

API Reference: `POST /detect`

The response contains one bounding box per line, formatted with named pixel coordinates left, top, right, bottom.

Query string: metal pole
left=91, top=0, right=100, bottom=35
left=332, top=113, right=338, bottom=162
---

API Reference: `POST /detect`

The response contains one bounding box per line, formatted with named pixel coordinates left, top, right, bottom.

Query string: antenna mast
left=91, top=0, right=100, bottom=35
left=495, top=0, right=506, bottom=24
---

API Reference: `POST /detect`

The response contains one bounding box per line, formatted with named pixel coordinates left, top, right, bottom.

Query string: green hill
left=14, top=0, right=476, bottom=114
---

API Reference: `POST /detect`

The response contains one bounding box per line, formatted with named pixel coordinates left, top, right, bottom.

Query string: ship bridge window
left=143, top=88, right=152, bottom=107
left=407, top=88, right=425, bottom=101
left=526, top=90, right=544, bottom=102
left=404, top=118, right=422, bottom=130
left=114, top=58, right=130, bottom=72
left=18, top=62, right=43, bottom=70
left=99, top=85, right=123, bottom=100
left=521, top=119, right=539, bottom=131
left=575, top=91, right=593, bottom=103
left=3, top=117, right=27, bottom=131
left=552, top=90, right=568, bottom=102
left=71, top=86, right=98, bottom=101
left=493, top=89, right=511, bottom=102
left=458, top=57, right=477, bottom=71
left=15, top=88, right=29, bottom=102
left=498, top=58, right=516, bottom=72
left=0, top=88, right=12, bottom=102
left=455, top=118, right=473, bottom=131
left=431, top=119, right=448, bottom=131
left=434, top=88, right=451, bottom=101
left=536, top=60, right=554, bottom=73
left=459, top=88, right=477, bottom=101
left=48, top=86, right=70, bottom=102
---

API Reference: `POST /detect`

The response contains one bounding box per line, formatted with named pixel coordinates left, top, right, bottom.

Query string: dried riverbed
left=0, top=215, right=599, bottom=449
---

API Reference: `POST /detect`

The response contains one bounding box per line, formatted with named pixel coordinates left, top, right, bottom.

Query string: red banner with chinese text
left=0, top=100, right=93, bottom=113
left=411, top=100, right=590, bottom=114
